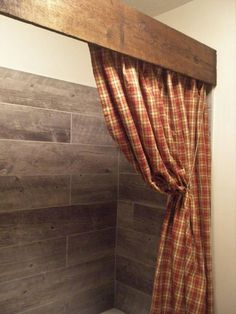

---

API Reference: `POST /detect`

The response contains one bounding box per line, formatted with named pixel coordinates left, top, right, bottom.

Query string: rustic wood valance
left=0, top=0, right=216, bottom=85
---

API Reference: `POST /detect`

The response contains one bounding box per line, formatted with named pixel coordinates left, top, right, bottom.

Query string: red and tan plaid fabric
left=89, top=45, right=212, bottom=314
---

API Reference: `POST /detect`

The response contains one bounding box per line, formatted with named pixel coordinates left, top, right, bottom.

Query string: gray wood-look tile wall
left=115, top=151, right=167, bottom=314
left=0, top=67, right=117, bottom=314
left=0, top=66, right=167, bottom=314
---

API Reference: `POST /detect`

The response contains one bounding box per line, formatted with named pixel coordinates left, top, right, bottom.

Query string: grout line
left=0, top=236, right=67, bottom=250
left=0, top=173, right=117, bottom=178
left=114, top=149, right=120, bottom=306
left=0, top=227, right=116, bottom=251
left=68, top=226, right=116, bottom=239
left=0, top=202, right=71, bottom=216
left=65, top=236, right=69, bottom=267
left=0, top=100, right=103, bottom=118
left=0, top=199, right=164, bottom=217
left=0, top=173, right=70, bottom=177
left=116, top=280, right=152, bottom=298
left=66, top=111, right=103, bottom=119
left=119, top=172, right=139, bottom=175
left=5, top=268, right=114, bottom=291
left=70, top=199, right=117, bottom=206
left=70, top=112, right=73, bottom=144
left=67, top=141, right=116, bottom=148
left=67, top=250, right=115, bottom=266
left=0, top=138, right=116, bottom=148
left=69, top=175, right=72, bottom=205
left=116, top=252, right=156, bottom=269
left=0, top=265, right=67, bottom=285
left=118, top=199, right=166, bottom=211
left=71, top=173, right=117, bottom=176
left=0, top=200, right=117, bottom=216
left=117, top=225, right=159, bottom=238
left=131, top=201, right=135, bottom=215
left=117, top=150, right=120, bottom=203
left=16, top=300, right=65, bottom=314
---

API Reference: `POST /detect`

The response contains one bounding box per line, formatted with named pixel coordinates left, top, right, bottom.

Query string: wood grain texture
left=0, top=256, right=114, bottom=314
left=0, top=67, right=102, bottom=115
left=118, top=201, right=165, bottom=236
left=116, top=227, right=158, bottom=266
left=115, top=281, right=151, bottom=314
left=116, top=255, right=155, bottom=295
left=68, top=228, right=116, bottom=266
left=71, top=174, right=117, bottom=204
left=0, top=202, right=117, bottom=247
left=0, top=1, right=216, bottom=84
left=0, top=102, right=70, bottom=142
left=0, top=141, right=117, bottom=176
left=0, top=238, right=66, bottom=283
left=65, top=283, right=114, bottom=314
left=18, top=301, right=65, bottom=314
left=72, top=114, right=115, bottom=146
left=119, top=174, right=167, bottom=208
left=0, top=175, right=70, bottom=213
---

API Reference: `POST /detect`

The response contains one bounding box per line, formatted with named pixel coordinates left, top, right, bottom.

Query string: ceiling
left=123, top=0, right=193, bottom=17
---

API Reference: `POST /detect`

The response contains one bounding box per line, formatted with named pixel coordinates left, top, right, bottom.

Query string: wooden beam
left=0, top=0, right=216, bottom=85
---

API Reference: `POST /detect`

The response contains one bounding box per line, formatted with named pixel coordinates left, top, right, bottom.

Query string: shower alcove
left=0, top=0, right=216, bottom=313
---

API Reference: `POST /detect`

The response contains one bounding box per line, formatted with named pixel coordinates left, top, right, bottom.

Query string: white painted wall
left=0, top=15, right=96, bottom=87
left=157, top=1, right=236, bottom=313
left=123, top=0, right=193, bottom=16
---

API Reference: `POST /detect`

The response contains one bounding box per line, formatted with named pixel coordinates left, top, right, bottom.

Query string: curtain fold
left=89, top=44, right=212, bottom=314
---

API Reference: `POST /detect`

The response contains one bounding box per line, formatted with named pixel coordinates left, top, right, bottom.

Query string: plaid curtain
left=89, top=45, right=212, bottom=314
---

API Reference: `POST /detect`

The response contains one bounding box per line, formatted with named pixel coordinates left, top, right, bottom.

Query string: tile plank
left=0, top=102, right=70, bottom=143
left=119, top=174, right=167, bottom=208
left=0, top=141, right=117, bottom=176
left=68, top=228, right=116, bottom=266
left=0, top=67, right=102, bottom=116
left=0, top=202, right=117, bottom=247
left=0, top=175, right=70, bottom=213
left=116, top=227, right=158, bottom=266
left=71, top=174, right=117, bottom=204
left=72, top=114, right=115, bottom=146
left=117, top=201, right=165, bottom=236
left=116, top=255, right=155, bottom=295
left=0, top=238, right=66, bottom=283
left=117, top=201, right=134, bottom=230
left=73, top=145, right=117, bottom=175
left=133, top=203, right=165, bottom=236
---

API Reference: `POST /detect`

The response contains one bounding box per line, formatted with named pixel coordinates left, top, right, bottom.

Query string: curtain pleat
left=89, top=44, right=212, bottom=314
